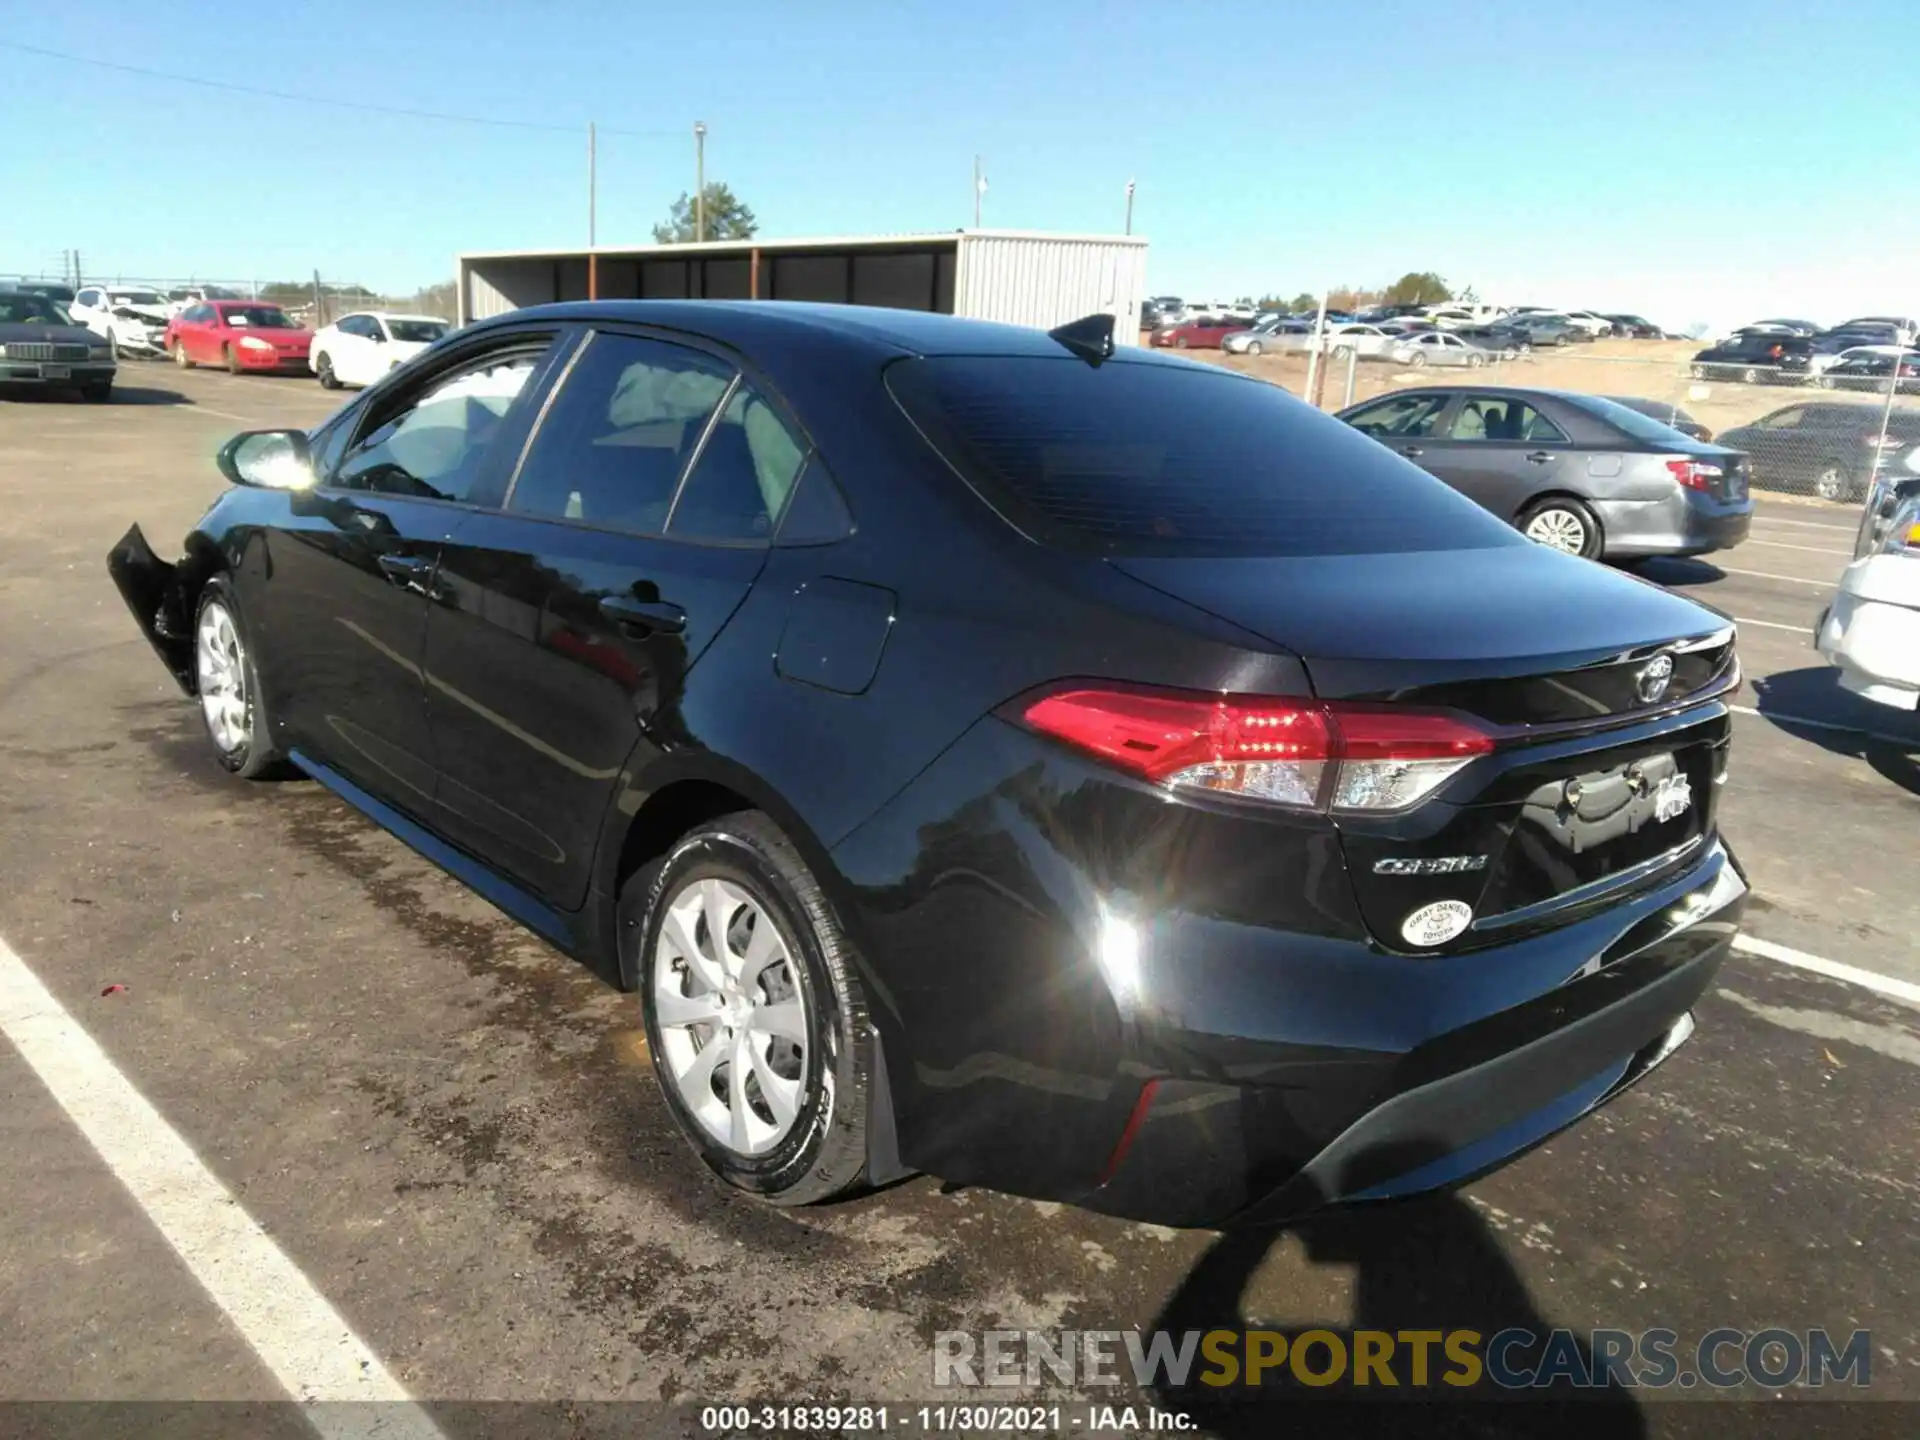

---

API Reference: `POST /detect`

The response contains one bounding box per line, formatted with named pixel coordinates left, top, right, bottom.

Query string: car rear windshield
left=885, top=355, right=1523, bottom=557
left=221, top=305, right=296, bottom=329
left=388, top=319, right=448, bottom=344
left=1565, top=395, right=1704, bottom=445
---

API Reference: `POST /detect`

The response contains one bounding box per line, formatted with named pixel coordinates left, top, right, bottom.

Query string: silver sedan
left=1386, top=330, right=1493, bottom=370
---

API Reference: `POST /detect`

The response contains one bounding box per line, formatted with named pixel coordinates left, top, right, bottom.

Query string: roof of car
left=484, top=300, right=1176, bottom=362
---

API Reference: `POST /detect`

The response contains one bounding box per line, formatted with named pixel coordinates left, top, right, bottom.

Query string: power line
left=0, top=38, right=682, bottom=138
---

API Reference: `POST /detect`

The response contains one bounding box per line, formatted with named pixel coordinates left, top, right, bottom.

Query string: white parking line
left=1730, top=703, right=1919, bottom=748
left=1717, top=565, right=1835, bottom=588
left=1732, top=935, right=1920, bottom=1009
left=0, top=936, right=445, bottom=1440
left=1751, top=516, right=1856, bottom=533
left=1743, top=539, right=1851, bottom=556
left=1731, top=616, right=1809, bottom=632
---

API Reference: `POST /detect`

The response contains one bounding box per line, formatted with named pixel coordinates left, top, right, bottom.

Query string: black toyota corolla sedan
left=108, top=302, right=1746, bottom=1227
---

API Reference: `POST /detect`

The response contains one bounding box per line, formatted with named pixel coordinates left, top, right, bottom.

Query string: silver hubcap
left=1816, top=468, right=1842, bottom=500
left=653, top=878, right=808, bottom=1156
left=1525, top=508, right=1587, bottom=554
left=195, top=601, right=251, bottom=753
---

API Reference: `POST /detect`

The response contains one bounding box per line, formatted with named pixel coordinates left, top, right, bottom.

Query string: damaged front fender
left=107, top=524, right=198, bottom=694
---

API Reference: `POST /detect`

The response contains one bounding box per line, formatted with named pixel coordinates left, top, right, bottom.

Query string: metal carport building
left=457, top=230, right=1149, bottom=343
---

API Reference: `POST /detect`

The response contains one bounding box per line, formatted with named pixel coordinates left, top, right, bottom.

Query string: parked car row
left=1334, top=385, right=1751, bottom=560
left=1691, top=316, right=1920, bottom=387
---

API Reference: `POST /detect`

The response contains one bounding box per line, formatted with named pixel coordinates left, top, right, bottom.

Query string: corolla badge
left=1635, top=653, right=1675, bottom=704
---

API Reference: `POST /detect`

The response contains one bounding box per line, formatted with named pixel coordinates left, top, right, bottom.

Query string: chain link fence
left=1202, top=333, right=1920, bottom=508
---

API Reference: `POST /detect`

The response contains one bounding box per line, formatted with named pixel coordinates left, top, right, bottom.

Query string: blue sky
left=3, top=0, right=1915, bottom=330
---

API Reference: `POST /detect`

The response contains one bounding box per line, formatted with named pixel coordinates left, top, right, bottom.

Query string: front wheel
left=633, top=812, right=874, bottom=1206
left=1467, top=351, right=1486, bottom=368
left=1741, top=366, right=1762, bottom=385
left=81, top=381, right=112, bottom=403
left=1173, top=336, right=1189, bottom=349
left=224, top=344, right=243, bottom=376
left=1519, top=497, right=1602, bottom=558
left=193, top=578, right=289, bottom=779
left=1813, top=462, right=1848, bottom=503
left=1406, top=352, right=1427, bottom=368
left=173, top=340, right=194, bottom=369
left=1244, top=341, right=1263, bottom=357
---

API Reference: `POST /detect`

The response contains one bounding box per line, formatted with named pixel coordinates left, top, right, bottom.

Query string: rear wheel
left=1244, top=340, right=1263, bottom=357
left=632, top=812, right=873, bottom=1206
left=1173, top=336, right=1189, bottom=349
left=192, top=578, right=289, bottom=779
left=173, top=340, right=194, bottom=369
left=1813, top=462, right=1848, bottom=503
left=1467, top=351, right=1486, bottom=368
left=1741, top=365, right=1762, bottom=385
left=1519, top=497, right=1602, bottom=558
left=1407, top=352, right=1427, bottom=368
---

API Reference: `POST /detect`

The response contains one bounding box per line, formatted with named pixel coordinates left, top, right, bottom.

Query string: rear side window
left=508, top=332, right=733, bottom=534
left=666, top=382, right=809, bottom=543
left=887, top=356, right=1521, bottom=557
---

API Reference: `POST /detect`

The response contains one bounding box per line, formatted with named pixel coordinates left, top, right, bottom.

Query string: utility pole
left=588, top=121, right=597, bottom=247
left=72, top=250, right=82, bottom=288
left=694, top=121, right=707, bottom=242
left=1124, top=179, right=1136, bottom=235
left=973, top=156, right=985, bottom=228
left=312, top=269, right=324, bottom=328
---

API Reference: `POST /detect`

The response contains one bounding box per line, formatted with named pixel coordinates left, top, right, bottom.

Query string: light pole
left=1124, top=178, right=1136, bottom=235
left=973, top=156, right=985, bottom=228
left=587, top=121, right=597, bottom=247
left=694, top=121, right=707, bottom=242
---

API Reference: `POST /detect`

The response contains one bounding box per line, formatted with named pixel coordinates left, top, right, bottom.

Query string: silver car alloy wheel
left=195, top=599, right=251, bottom=754
left=1815, top=466, right=1844, bottom=502
left=653, top=877, right=809, bottom=1156
left=1524, top=508, right=1588, bottom=554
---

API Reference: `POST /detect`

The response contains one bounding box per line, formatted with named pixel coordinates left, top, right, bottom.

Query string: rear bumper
left=1085, top=843, right=1745, bottom=1227
left=1596, top=489, right=1754, bottom=558
left=1817, top=562, right=1920, bottom=708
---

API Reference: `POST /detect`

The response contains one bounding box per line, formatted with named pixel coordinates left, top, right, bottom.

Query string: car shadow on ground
left=1148, top=1189, right=1647, bottom=1436
left=0, top=383, right=191, bottom=407
left=1749, top=665, right=1920, bottom=794
left=1620, top=556, right=1726, bottom=588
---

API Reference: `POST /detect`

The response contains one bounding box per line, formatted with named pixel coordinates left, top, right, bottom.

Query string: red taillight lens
left=1020, top=687, right=1492, bottom=813
left=1664, top=457, right=1720, bottom=491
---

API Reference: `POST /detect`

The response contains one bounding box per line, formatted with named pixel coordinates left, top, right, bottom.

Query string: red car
left=1151, top=316, right=1252, bottom=350
left=166, top=301, right=313, bottom=375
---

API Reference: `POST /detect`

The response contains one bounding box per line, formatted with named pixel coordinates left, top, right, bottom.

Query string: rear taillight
left=1664, top=457, right=1722, bottom=492
left=1019, top=686, right=1493, bottom=814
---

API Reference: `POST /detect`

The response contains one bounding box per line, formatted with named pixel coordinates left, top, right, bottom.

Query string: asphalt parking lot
left=1, top=364, right=1916, bottom=1437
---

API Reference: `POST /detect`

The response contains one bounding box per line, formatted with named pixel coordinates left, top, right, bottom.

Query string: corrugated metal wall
left=954, top=235, right=1149, bottom=345
left=463, top=260, right=558, bottom=323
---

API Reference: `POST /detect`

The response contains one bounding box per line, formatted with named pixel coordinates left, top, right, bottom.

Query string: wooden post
left=588, top=251, right=599, bottom=301
left=749, top=247, right=761, bottom=300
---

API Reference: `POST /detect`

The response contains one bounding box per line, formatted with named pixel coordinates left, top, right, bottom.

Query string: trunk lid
left=1111, top=544, right=1738, bottom=949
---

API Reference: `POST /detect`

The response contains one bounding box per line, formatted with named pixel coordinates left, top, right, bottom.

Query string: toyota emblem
left=1635, top=654, right=1675, bottom=704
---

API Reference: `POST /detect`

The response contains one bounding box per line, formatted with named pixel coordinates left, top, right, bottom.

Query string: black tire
left=1741, top=365, right=1762, bottom=385
left=1244, top=341, right=1263, bottom=357
left=316, top=353, right=341, bottom=389
left=1518, top=496, right=1603, bottom=559
left=631, top=812, right=873, bottom=1206
left=1467, top=351, right=1485, bottom=368
left=224, top=344, right=243, bottom=376
left=82, top=381, right=112, bottom=403
left=173, top=339, right=194, bottom=369
left=1407, top=352, right=1427, bottom=368
left=1331, top=343, right=1353, bottom=360
left=1173, top=336, right=1189, bottom=349
left=1813, top=461, right=1849, bottom=503
left=191, top=577, right=291, bottom=780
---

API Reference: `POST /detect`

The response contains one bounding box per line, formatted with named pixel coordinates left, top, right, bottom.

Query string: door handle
left=376, top=552, right=433, bottom=585
left=599, top=595, right=686, bottom=635
left=1400, top=445, right=1425, bottom=457
left=1525, top=451, right=1556, bottom=464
